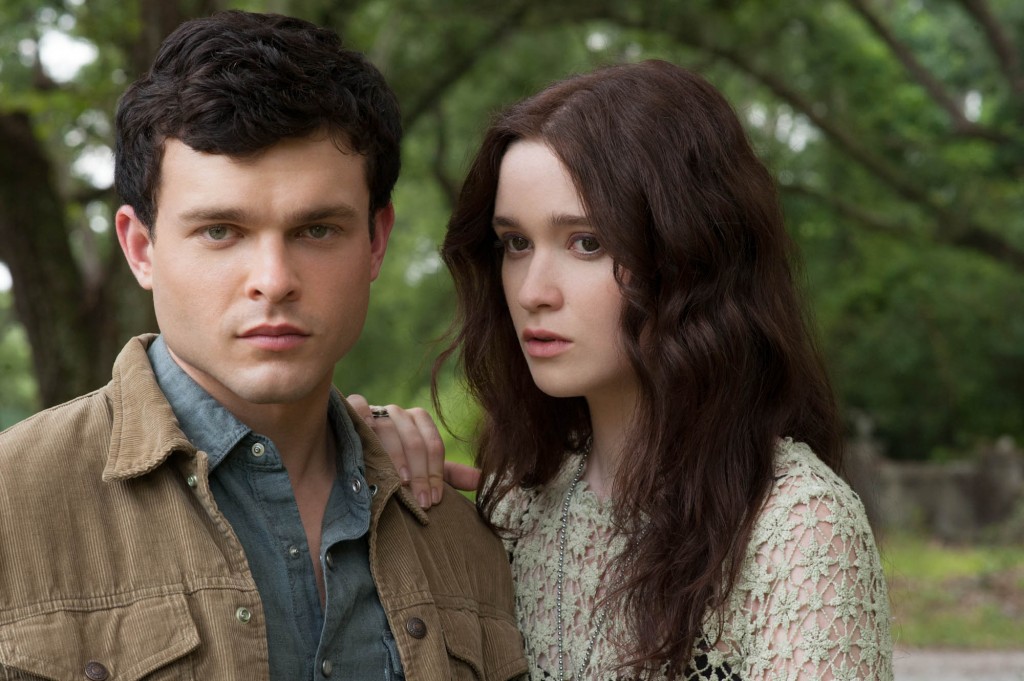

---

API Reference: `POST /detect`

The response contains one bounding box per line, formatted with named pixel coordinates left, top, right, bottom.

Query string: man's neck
left=231, top=394, right=336, bottom=483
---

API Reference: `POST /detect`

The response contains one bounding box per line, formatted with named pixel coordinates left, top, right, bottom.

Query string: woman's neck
left=583, top=388, right=638, bottom=501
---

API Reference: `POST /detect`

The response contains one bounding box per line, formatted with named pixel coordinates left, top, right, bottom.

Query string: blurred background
left=0, top=0, right=1021, bottom=671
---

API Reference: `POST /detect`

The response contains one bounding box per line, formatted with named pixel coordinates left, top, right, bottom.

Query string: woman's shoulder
left=724, top=438, right=893, bottom=679
left=489, top=456, right=582, bottom=533
left=747, top=437, right=883, bottom=573
left=766, top=437, right=865, bottom=513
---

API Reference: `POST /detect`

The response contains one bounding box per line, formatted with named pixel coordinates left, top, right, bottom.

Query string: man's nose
left=246, top=238, right=299, bottom=303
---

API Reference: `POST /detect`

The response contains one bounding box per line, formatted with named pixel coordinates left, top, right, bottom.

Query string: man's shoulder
left=384, top=483, right=500, bottom=549
left=0, top=387, right=113, bottom=470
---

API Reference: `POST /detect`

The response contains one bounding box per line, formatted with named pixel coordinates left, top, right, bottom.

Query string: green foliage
left=1, top=0, right=1022, bottom=462
left=799, top=212, right=1024, bottom=459
left=883, top=533, right=1024, bottom=648
left=0, top=292, right=38, bottom=429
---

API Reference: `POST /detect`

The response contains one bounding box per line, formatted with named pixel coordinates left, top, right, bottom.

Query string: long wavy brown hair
left=434, top=59, right=842, bottom=676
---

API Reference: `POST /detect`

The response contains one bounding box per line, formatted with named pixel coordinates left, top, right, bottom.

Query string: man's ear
left=369, top=202, right=395, bottom=282
left=115, top=205, right=155, bottom=290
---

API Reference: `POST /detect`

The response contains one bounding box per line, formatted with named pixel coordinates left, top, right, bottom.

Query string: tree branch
left=780, top=183, right=906, bottom=238
left=954, top=0, right=1024, bottom=96
left=398, top=1, right=532, bottom=129
left=430, top=106, right=459, bottom=210
left=782, top=182, right=1024, bottom=271
left=845, top=0, right=1009, bottom=142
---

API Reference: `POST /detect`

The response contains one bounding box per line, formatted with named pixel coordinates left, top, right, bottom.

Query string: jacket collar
left=100, top=335, right=430, bottom=528
left=102, top=335, right=196, bottom=482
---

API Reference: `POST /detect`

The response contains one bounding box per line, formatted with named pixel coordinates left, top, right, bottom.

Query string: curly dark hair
left=435, top=59, right=842, bottom=676
left=114, top=10, right=402, bottom=234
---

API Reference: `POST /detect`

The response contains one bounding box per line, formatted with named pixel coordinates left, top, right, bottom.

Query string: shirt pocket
left=0, top=593, right=200, bottom=681
left=437, top=607, right=526, bottom=681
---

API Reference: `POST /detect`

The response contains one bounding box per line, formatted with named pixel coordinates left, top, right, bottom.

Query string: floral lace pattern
left=495, top=438, right=893, bottom=680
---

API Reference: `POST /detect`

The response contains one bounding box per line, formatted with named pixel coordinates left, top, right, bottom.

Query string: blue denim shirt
left=148, top=336, right=403, bottom=680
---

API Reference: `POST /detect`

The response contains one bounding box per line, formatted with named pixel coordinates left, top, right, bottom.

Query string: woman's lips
left=522, top=329, right=571, bottom=358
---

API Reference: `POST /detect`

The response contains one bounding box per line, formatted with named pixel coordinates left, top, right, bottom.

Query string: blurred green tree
left=1, top=0, right=1021, bottom=458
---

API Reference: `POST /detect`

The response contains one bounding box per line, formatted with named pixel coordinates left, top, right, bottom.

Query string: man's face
left=116, top=134, right=393, bottom=419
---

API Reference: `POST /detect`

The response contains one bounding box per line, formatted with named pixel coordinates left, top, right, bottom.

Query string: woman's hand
left=347, top=394, right=481, bottom=508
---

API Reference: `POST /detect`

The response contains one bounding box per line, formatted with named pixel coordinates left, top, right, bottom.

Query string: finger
left=346, top=395, right=409, bottom=479
left=407, top=407, right=446, bottom=505
left=444, top=462, right=482, bottom=492
left=384, top=405, right=433, bottom=509
left=346, top=394, right=372, bottom=421
left=365, top=410, right=410, bottom=485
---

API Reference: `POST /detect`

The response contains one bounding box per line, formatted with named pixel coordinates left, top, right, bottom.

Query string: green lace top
left=495, top=438, right=893, bottom=680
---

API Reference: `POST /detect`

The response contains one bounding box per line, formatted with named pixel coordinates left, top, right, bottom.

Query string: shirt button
left=288, top=545, right=301, bottom=558
left=235, top=607, right=252, bottom=623
left=320, top=659, right=333, bottom=677
left=251, top=442, right=265, bottom=457
left=405, top=617, right=427, bottom=639
left=186, top=474, right=197, bottom=488
left=325, top=550, right=335, bottom=569
left=351, top=477, right=362, bottom=494
left=84, top=661, right=109, bottom=681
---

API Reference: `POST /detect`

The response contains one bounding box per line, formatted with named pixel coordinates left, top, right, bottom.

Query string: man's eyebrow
left=178, top=206, right=249, bottom=224
left=289, top=204, right=362, bottom=223
left=177, top=204, right=362, bottom=225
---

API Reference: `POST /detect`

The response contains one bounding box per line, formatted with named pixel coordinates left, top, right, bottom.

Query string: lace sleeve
left=737, top=473, right=893, bottom=681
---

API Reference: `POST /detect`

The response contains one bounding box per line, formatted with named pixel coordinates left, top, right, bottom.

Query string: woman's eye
left=501, top=234, right=531, bottom=253
left=571, top=234, right=602, bottom=255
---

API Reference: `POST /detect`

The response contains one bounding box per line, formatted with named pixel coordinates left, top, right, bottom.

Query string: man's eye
left=205, top=225, right=230, bottom=240
left=305, top=224, right=333, bottom=239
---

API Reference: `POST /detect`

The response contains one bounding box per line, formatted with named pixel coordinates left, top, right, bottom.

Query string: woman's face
left=493, top=140, right=637, bottom=407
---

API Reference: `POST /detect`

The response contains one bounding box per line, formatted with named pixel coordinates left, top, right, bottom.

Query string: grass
left=881, top=533, right=1024, bottom=649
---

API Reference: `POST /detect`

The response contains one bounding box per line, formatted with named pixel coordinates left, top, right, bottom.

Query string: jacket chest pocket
left=438, top=607, right=526, bottom=681
left=0, top=594, right=199, bottom=681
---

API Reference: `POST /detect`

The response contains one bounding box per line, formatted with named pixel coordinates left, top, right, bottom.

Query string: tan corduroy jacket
left=0, top=335, right=525, bottom=681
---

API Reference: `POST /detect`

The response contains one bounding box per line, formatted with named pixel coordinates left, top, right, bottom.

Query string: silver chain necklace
left=555, top=453, right=609, bottom=681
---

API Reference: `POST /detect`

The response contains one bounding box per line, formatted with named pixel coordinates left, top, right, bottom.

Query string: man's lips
left=522, top=328, right=571, bottom=358
left=238, top=324, right=309, bottom=351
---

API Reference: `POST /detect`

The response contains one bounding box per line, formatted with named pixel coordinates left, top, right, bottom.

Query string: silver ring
left=370, top=406, right=390, bottom=418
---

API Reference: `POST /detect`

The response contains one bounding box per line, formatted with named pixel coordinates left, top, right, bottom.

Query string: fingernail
left=400, top=467, right=410, bottom=483
left=418, top=491, right=429, bottom=508
left=431, top=488, right=441, bottom=505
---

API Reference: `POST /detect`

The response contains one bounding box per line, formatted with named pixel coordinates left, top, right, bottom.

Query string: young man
left=0, top=11, right=525, bottom=680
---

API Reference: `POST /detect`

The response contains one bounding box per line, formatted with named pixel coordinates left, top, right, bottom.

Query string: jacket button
left=84, top=661, right=109, bottom=680
left=405, top=617, right=427, bottom=639
left=236, top=607, right=252, bottom=623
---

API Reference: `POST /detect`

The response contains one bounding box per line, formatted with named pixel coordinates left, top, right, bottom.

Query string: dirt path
left=895, top=648, right=1024, bottom=680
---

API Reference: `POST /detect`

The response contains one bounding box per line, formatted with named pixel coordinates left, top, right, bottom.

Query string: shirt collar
left=147, top=335, right=367, bottom=479
left=101, top=334, right=426, bottom=523
left=147, top=335, right=249, bottom=471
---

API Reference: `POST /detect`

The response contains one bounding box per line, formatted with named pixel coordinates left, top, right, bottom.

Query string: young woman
left=362, top=59, right=892, bottom=680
